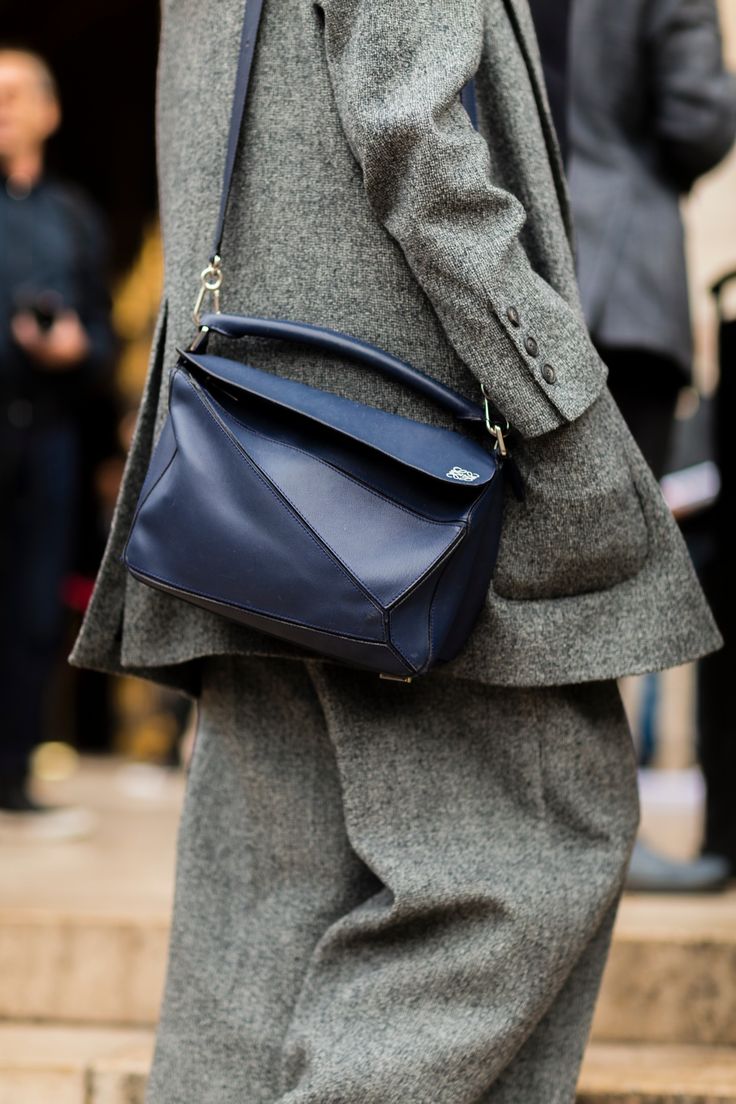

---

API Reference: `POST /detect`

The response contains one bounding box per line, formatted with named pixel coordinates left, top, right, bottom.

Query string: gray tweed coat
left=71, top=0, right=721, bottom=694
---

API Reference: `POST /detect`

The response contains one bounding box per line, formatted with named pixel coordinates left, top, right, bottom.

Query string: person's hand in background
left=11, top=307, right=90, bottom=370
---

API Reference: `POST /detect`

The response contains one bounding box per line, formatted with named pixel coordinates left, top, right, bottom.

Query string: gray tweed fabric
left=146, top=656, right=639, bottom=1104
left=70, top=0, right=721, bottom=693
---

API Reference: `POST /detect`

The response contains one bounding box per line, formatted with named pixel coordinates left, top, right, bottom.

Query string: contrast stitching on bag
left=186, top=374, right=386, bottom=618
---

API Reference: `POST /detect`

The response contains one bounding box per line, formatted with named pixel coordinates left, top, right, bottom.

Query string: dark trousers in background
left=0, top=421, right=79, bottom=779
left=595, top=344, right=682, bottom=767
left=599, top=340, right=736, bottom=867
left=596, top=345, right=683, bottom=482
left=698, top=314, right=736, bottom=864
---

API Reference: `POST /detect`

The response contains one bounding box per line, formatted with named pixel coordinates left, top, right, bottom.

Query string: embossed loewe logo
left=446, top=466, right=480, bottom=483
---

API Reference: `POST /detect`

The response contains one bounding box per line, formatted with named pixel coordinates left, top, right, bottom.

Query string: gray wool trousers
left=146, top=656, right=639, bottom=1104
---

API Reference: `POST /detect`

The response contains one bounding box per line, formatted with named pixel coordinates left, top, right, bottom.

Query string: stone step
left=592, top=893, right=736, bottom=1046
left=0, top=1023, right=152, bottom=1104
left=3, top=893, right=734, bottom=1044
left=0, top=760, right=179, bottom=1029
left=1, top=1027, right=735, bottom=1104
left=578, top=1043, right=736, bottom=1103
left=0, top=908, right=169, bottom=1027
left=1, top=760, right=735, bottom=1044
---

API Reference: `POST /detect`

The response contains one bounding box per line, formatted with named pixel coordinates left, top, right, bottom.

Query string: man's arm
left=647, top=0, right=736, bottom=188
left=318, top=0, right=606, bottom=438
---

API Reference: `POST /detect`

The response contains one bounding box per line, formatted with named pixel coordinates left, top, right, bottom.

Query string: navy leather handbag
left=124, top=0, right=514, bottom=681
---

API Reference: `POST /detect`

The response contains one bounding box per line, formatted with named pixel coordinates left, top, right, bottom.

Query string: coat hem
left=69, top=621, right=723, bottom=697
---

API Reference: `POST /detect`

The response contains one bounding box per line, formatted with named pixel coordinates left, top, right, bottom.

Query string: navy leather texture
left=125, top=329, right=505, bottom=677
left=180, top=346, right=492, bottom=485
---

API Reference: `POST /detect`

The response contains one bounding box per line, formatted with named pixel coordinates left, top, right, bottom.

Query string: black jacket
left=0, top=174, right=115, bottom=425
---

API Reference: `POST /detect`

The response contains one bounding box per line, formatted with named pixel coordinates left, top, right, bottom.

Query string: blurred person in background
left=568, top=0, right=736, bottom=890
left=0, top=48, right=114, bottom=836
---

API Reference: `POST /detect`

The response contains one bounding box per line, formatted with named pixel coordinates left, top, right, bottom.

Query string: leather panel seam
left=187, top=372, right=386, bottom=619
left=208, top=392, right=472, bottom=527
left=202, top=379, right=468, bottom=608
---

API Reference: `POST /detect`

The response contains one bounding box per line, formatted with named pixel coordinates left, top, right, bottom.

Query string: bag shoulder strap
left=460, top=80, right=478, bottom=129
left=210, top=0, right=266, bottom=264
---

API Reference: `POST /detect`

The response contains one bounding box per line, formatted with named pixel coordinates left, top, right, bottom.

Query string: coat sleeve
left=316, top=0, right=607, bottom=439
left=646, top=0, right=736, bottom=187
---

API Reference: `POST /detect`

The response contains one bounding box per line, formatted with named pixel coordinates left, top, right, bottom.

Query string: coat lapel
left=500, top=0, right=573, bottom=240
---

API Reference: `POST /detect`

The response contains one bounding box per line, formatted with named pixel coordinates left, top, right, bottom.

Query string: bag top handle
left=196, top=311, right=485, bottom=423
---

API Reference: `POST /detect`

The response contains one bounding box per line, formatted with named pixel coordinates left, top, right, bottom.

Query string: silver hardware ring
left=193, top=256, right=224, bottom=325
left=200, top=262, right=223, bottom=292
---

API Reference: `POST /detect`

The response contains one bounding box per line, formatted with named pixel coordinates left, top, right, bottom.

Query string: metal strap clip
left=482, top=384, right=509, bottom=457
left=192, top=255, right=224, bottom=325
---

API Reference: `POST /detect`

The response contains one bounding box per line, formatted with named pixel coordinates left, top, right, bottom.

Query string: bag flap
left=180, top=350, right=498, bottom=488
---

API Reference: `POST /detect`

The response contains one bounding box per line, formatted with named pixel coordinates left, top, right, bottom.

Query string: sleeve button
left=506, top=306, right=521, bottom=327
left=524, top=335, right=539, bottom=357
left=541, top=363, right=557, bottom=384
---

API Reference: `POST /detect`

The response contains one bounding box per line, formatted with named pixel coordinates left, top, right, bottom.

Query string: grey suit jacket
left=71, top=0, right=720, bottom=693
left=568, top=0, right=736, bottom=373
